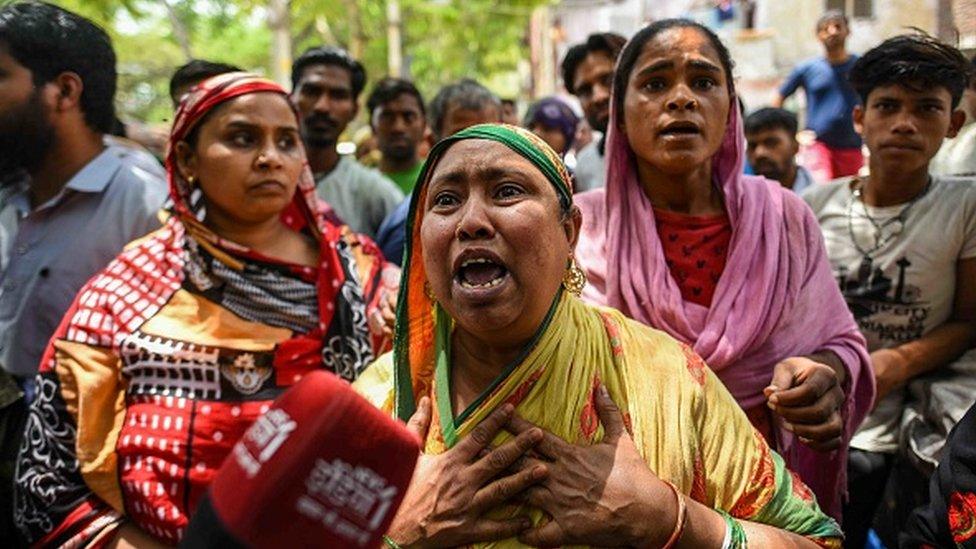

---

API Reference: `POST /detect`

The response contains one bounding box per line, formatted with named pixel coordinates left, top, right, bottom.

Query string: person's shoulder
left=931, top=175, right=976, bottom=207
left=78, top=219, right=172, bottom=290
left=574, top=187, right=605, bottom=209
left=107, top=146, right=166, bottom=189
left=791, top=57, right=822, bottom=74
left=344, top=157, right=405, bottom=196
left=801, top=177, right=851, bottom=211
left=344, top=156, right=389, bottom=182
left=573, top=187, right=607, bottom=228
left=593, top=305, right=701, bottom=379
left=378, top=198, right=411, bottom=231
left=119, top=216, right=174, bottom=252
left=108, top=140, right=164, bottom=173
left=932, top=174, right=976, bottom=191
left=577, top=140, right=600, bottom=159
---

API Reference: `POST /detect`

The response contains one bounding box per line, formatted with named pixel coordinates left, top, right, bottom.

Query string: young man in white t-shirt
left=803, top=33, right=976, bottom=547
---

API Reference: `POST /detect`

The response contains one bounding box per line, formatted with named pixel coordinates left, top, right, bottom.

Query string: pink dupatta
left=575, top=100, right=874, bottom=519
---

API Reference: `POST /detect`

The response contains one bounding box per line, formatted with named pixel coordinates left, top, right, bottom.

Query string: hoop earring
left=562, top=256, right=586, bottom=297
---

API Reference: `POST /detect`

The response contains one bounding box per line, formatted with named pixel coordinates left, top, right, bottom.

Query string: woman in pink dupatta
left=575, top=20, right=874, bottom=520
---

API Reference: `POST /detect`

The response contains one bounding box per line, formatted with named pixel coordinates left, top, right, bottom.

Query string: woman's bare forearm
left=672, top=497, right=828, bottom=548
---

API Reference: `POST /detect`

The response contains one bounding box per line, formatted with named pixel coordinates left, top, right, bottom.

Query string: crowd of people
left=0, top=1, right=974, bottom=547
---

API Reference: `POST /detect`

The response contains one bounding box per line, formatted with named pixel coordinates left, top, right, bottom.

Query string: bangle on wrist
left=716, top=509, right=747, bottom=549
left=383, top=535, right=403, bottom=549
left=661, top=480, right=687, bottom=549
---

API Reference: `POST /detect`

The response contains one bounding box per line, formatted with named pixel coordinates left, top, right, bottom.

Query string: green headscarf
left=393, top=123, right=574, bottom=420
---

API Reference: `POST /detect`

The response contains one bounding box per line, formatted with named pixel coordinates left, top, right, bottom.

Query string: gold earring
left=562, top=256, right=586, bottom=297
left=424, top=280, right=436, bottom=301
left=187, top=175, right=196, bottom=186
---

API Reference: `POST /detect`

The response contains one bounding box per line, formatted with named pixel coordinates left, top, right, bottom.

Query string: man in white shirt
left=803, top=34, right=975, bottom=547
left=929, top=54, right=976, bottom=177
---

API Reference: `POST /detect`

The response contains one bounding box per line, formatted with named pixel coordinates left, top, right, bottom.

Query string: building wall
left=551, top=0, right=954, bottom=108
left=757, top=0, right=939, bottom=71
left=956, top=0, right=976, bottom=50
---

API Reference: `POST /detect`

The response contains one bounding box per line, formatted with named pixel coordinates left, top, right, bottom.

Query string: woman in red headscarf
left=14, top=73, right=394, bottom=547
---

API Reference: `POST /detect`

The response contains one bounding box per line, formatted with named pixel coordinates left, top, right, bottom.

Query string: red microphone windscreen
left=203, top=370, right=419, bottom=548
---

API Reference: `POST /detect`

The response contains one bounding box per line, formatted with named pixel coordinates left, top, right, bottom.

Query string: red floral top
left=655, top=208, right=732, bottom=308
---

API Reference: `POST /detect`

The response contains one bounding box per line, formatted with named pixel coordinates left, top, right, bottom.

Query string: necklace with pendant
left=846, top=176, right=930, bottom=272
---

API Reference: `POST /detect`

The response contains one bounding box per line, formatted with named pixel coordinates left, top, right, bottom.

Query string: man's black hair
left=561, top=32, right=627, bottom=95
left=848, top=32, right=974, bottom=109
left=816, top=10, right=849, bottom=30
left=366, top=77, right=425, bottom=118
left=169, top=59, right=242, bottom=102
left=427, top=79, right=500, bottom=139
left=744, top=107, right=798, bottom=137
left=291, top=46, right=367, bottom=98
left=0, top=1, right=117, bottom=133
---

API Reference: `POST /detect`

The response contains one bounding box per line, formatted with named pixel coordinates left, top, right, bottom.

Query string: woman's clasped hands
left=386, top=386, right=686, bottom=548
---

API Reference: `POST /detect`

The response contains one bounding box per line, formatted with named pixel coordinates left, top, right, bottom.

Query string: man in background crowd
left=427, top=78, right=502, bottom=141
left=930, top=54, right=976, bottom=177
left=500, top=97, right=519, bottom=125
left=774, top=11, right=863, bottom=184
left=745, top=107, right=815, bottom=193
left=291, top=46, right=403, bottom=237
left=802, top=33, right=975, bottom=547
left=560, top=32, right=626, bottom=192
left=169, top=58, right=242, bottom=107
left=375, top=79, right=502, bottom=265
left=366, top=77, right=427, bottom=195
left=0, top=3, right=168, bottom=540
left=523, top=96, right=579, bottom=158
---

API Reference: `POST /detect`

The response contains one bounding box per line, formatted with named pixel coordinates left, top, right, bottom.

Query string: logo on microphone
left=297, top=458, right=399, bottom=546
left=233, top=408, right=296, bottom=477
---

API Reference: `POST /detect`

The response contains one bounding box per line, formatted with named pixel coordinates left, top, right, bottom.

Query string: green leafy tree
left=25, top=0, right=550, bottom=125
left=289, top=0, right=549, bottom=100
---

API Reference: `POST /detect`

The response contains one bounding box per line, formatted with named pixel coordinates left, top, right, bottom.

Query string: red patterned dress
left=14, top=74, right=394, bottom=547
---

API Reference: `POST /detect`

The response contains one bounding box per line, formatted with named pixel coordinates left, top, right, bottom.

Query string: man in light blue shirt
left=0, top=1, right=166, bottom=386
left=0, top=5, right=166, bottom=540
left=0, top=146, right=166, bottom=380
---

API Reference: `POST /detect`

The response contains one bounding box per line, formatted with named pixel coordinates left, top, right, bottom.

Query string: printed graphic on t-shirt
left=837, top=254, right=926, bottom=343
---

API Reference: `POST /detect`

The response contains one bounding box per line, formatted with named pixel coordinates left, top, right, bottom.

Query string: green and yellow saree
left=354, top=124, right=842, bottom=548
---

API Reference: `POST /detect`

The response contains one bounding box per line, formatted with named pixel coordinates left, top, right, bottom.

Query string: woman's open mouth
left=456, top=257, right=509, bottom=289
left=659, top=121, right=702, bottom=138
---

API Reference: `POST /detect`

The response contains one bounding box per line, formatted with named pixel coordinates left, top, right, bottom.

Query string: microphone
left=182, top=370, right=419, bottom=548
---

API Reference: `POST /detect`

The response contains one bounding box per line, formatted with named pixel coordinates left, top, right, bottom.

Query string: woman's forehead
left=207, top=92, right=297, bottom=126
left=634, top=27, right=724, bottom=72
left=430, top=139, right=556, bottom=189
left=431, top=139, right=541, bottom=178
